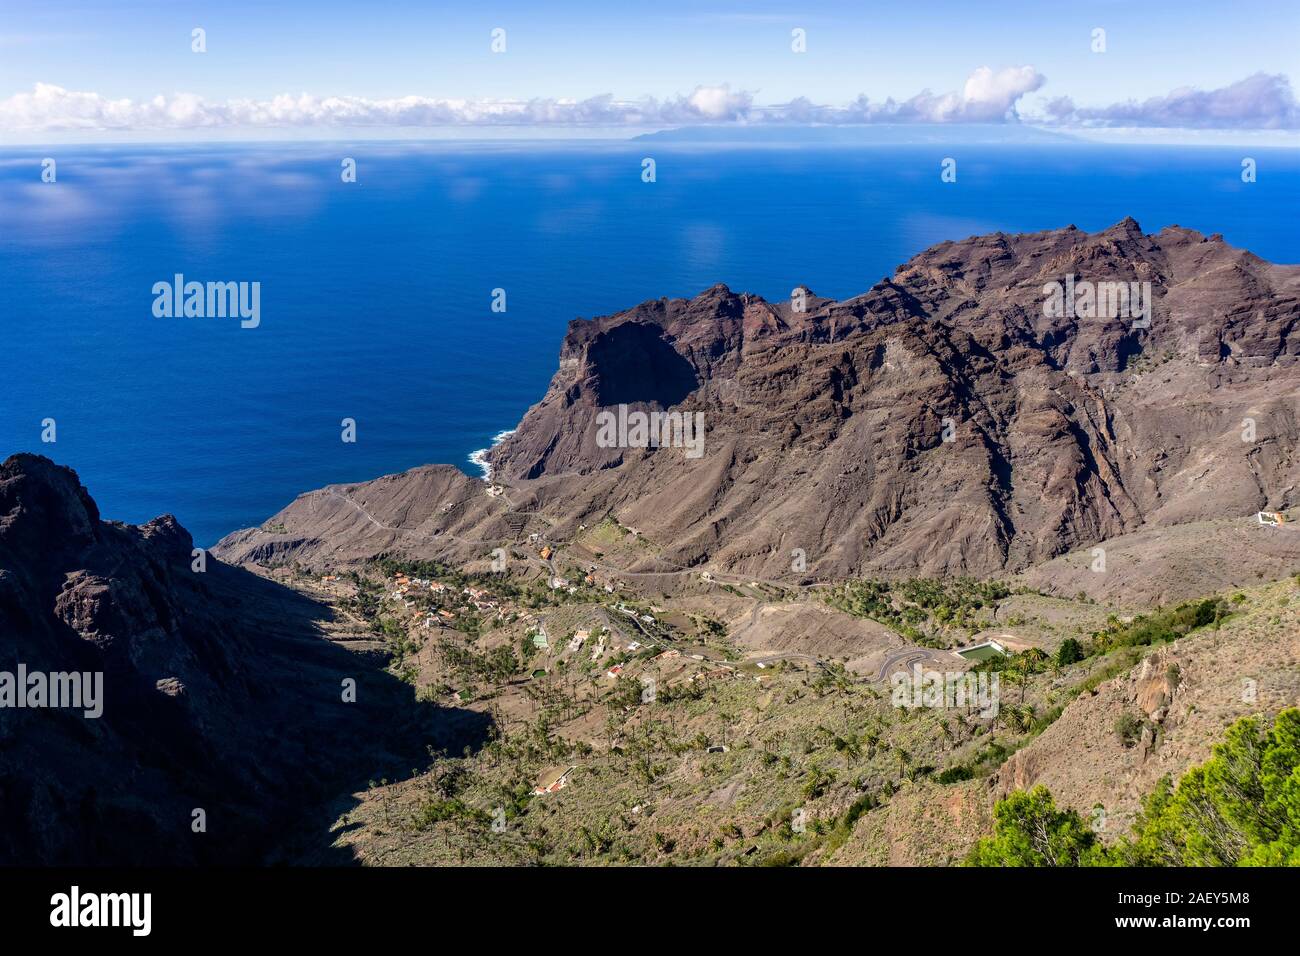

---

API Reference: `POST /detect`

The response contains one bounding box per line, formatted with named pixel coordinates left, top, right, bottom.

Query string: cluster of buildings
left=383, top=573, right=509, bottom=630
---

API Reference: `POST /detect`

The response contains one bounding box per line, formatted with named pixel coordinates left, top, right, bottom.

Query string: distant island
left=634, top=123, right=1078, bottom=145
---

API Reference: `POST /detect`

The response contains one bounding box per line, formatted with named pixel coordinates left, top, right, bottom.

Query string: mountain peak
left=1103, top=215, right=1145, bottom=238
left=0, top=453, right=101, bottom=556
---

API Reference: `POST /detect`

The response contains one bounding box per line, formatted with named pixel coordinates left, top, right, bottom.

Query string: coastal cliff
left=221, top=220, right=1300, bottom=584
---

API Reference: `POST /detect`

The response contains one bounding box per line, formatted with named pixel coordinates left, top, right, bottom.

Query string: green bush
left=964, top=786, right=1105, bottom=866
left=1114, top=712, right=1145, bottom=748
left=1056, top=638, right=1084, bottom=666
left=968, top=709, right=1300, bottom=867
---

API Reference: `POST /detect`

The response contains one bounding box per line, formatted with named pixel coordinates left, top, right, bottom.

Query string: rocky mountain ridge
left=221, top=220, right=1300, bottom=583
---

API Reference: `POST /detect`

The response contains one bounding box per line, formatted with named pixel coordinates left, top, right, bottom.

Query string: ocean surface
left=1, top=141, right=1297, bottom=546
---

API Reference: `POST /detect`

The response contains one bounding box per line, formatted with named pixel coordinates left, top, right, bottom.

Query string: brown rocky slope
left=219, top=220, right=1300, bottom=586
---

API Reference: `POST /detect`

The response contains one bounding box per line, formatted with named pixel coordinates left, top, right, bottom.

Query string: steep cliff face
left=480, top=220, right=1300, bottom=579
left=215, top=221, right=1300, bottom=584
left=0, top=455, right=474, bottom=865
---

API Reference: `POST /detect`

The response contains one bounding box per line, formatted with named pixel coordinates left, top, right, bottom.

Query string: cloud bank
left=1040, top=73, right=1300, bottom=129
left=0, top=83, right=760, bottom=131
left=2, top=69, right=1296, bottom=133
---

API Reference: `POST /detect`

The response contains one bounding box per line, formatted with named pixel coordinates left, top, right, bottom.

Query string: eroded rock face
left=215, top=221, right=1300, bottom=586
left=1135, top=652, right=1178, bottom=720
left=482, top=220, right=1300, bottom=579
left=0, top=455, right=478, bottom=864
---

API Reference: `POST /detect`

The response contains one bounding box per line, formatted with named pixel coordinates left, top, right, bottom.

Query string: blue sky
left=2, top=0, right=1299, bottom=139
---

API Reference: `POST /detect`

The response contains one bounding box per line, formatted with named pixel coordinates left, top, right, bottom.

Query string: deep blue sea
left=1, top=141, right=1296, bottom=545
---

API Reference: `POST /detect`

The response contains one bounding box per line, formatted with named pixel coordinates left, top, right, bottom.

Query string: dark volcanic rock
left=0, top=454, right=487, bottom=865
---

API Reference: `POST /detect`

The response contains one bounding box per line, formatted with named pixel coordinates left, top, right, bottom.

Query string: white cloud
left=1039, top=73, right=1300, bottom=129
left=811, top=65, right=1045, bottom=124
left=0, top=82, right=755, bottom=132
left=684, top=84, right=752, bottom=120
left=3, top=70, right=1295, bottom=133
left=0, top=71, right=1040, bottom=132
left=958, top=65, right=1046, bottom=121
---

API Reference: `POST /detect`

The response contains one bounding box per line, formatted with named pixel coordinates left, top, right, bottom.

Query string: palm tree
left=1005, top=704, right=1037, bottom=734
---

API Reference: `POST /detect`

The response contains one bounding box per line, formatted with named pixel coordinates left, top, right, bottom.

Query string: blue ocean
left=1, top=141, right=1296, bottom=545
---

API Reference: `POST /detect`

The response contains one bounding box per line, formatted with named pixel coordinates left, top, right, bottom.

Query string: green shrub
left=969, top=709, right=1300, bottom=867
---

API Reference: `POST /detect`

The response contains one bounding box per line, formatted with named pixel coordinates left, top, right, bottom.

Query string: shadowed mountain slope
left=0, top=454, right=488, bottom=865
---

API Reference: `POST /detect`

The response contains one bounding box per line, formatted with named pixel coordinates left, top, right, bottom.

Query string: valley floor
left=256, top=540, right=1299, bottom=866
